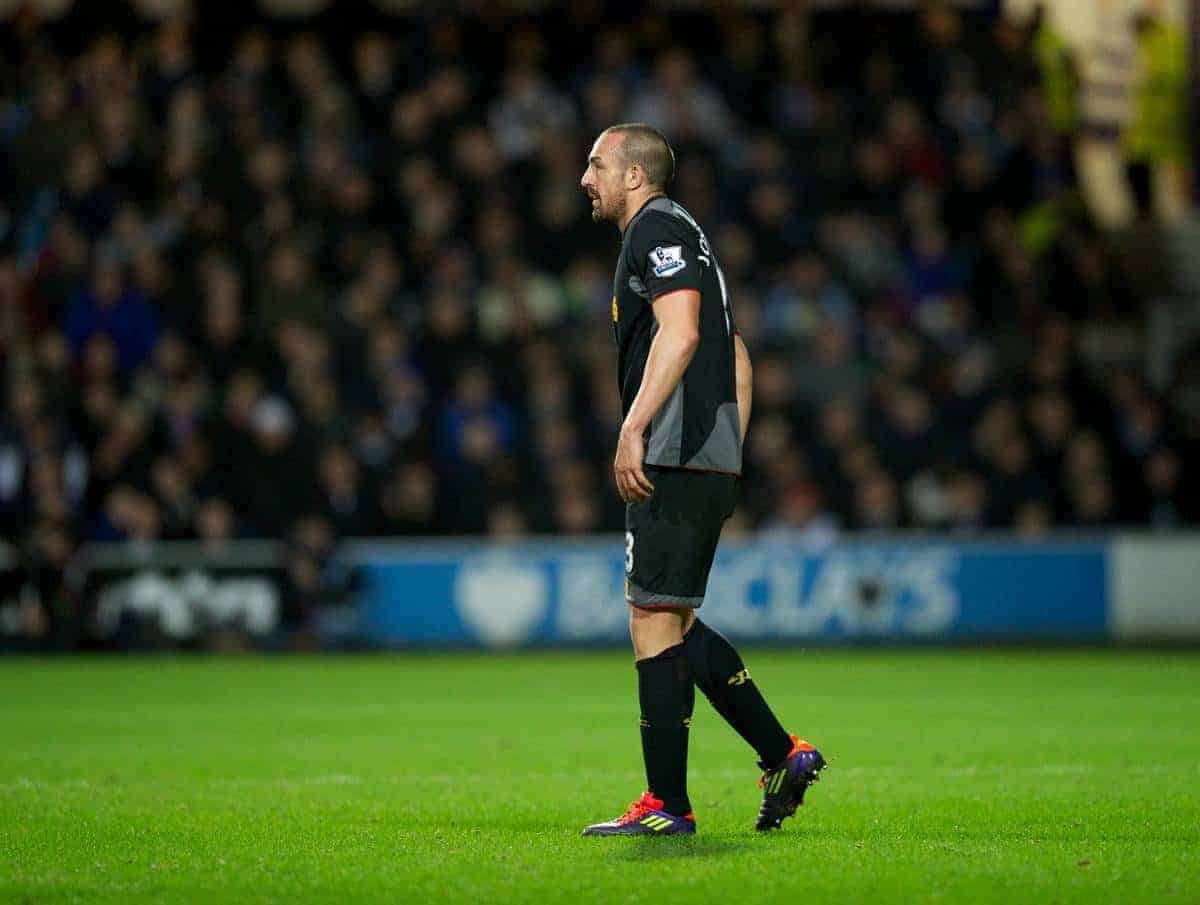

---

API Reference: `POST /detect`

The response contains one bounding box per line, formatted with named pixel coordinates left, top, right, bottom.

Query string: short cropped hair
left=602, top=123, right=676, bottom=189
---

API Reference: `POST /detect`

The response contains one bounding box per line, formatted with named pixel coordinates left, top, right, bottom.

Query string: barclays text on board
left=349, top=535, right=1161, bottom=647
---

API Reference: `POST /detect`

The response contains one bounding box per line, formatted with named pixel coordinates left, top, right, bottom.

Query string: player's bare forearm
left=621, top=291, right=701, bottom=438
left=734, top=333, right=752, bottom=441
left=621, top=324, right=698, bottom=437
left=613, top=290, right=700, bottom=503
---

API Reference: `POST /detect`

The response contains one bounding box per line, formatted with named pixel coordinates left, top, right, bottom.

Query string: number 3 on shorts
left=625, top=531, right=634, bottom=574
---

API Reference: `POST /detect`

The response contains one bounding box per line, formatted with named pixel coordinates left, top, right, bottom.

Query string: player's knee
left=629, top=604, right=688, bottom=658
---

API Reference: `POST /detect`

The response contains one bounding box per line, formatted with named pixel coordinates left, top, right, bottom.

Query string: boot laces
left=617, top=792, right=662, bottom=824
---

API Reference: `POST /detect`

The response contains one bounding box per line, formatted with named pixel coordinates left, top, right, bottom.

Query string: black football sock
left=636, top=642, right=694, bottom=817
left=683, top=619, right=793, bottom=768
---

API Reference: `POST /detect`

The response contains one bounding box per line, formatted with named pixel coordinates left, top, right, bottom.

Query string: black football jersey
left=611, top=196, right=741, bottom=475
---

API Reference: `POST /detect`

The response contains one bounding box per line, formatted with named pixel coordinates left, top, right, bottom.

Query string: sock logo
left=727, top=669, right=752, bottom=686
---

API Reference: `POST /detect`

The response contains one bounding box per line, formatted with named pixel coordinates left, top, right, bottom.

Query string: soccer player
left=578, top=124, right=826, bottom=837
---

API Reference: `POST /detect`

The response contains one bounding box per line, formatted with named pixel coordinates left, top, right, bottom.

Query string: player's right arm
left=734, top=332, right=752, bottom=442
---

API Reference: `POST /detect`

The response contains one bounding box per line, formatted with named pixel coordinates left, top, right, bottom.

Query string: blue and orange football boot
left=581, top=792, right=696, bottom=837
left=754, top=735, right=827, bottom=831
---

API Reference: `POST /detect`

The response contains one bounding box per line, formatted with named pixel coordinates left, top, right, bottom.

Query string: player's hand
left=614, top=426, right=655, bottom=503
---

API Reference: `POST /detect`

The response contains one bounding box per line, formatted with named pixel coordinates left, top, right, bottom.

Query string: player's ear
left=625, top=164, right=643, bottom=191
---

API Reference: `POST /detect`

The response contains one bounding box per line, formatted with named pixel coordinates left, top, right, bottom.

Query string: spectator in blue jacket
left=64, top=257, right=159, bottom=377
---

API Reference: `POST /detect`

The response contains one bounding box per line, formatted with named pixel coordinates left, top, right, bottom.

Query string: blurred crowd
left=1, top=0, right=1198, bottom=583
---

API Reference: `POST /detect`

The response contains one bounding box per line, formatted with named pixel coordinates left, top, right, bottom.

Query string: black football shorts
left=624, top=464, right=738, bottom=609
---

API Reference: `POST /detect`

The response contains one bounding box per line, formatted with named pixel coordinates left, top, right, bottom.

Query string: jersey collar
left=621, top=193, right=669, bottom=237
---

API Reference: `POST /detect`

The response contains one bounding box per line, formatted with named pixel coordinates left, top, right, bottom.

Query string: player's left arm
left=614, top=289, right=701, bottom=503
left=733, top=331, right=752, bottom=442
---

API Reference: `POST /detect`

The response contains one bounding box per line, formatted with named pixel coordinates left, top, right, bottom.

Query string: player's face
left=580, top=133, right=627, bottom=225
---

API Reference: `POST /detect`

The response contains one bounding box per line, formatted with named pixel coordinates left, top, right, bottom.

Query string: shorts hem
left=626, top=580, right=704, bottom=609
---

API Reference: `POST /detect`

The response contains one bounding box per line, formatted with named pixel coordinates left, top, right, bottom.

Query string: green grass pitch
left=2, top=650, right=1198, bottom=904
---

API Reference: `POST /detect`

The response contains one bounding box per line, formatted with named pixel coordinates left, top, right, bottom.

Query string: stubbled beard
left=591, top=193, right=626, bottom=225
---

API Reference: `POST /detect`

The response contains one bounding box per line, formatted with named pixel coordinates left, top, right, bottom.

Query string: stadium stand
left=0, top=0, right=1196, bottom=574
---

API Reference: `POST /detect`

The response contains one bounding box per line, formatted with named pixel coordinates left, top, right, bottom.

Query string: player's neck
left=619, top=190, right=667, bottom=235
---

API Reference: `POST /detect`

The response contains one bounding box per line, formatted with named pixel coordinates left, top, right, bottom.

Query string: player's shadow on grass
left=615, top=838, right=747, bottom=861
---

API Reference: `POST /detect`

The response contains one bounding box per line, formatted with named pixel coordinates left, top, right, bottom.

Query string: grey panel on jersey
left=646, top=383, right=684, bottom=464
left=681, top=402, right=741, bottom=472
